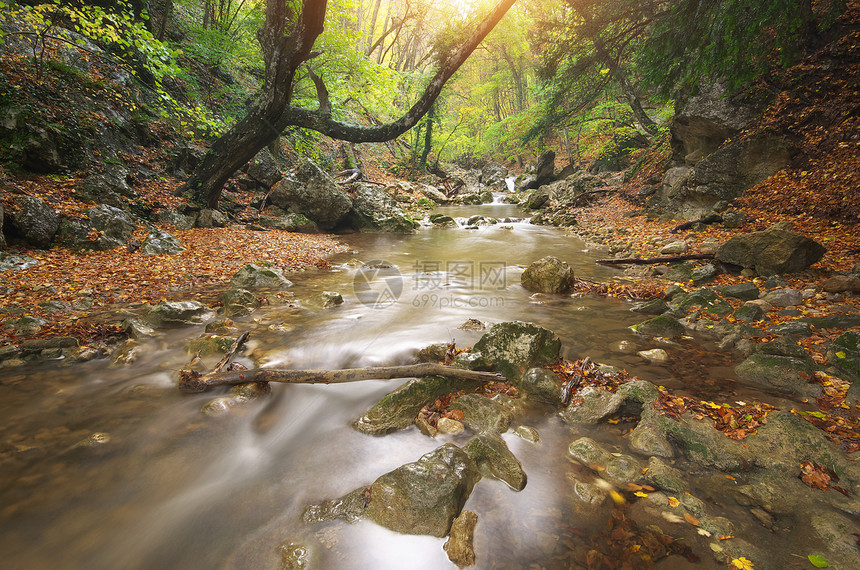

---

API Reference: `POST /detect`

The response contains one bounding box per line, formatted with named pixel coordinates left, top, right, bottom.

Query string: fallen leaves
left=799, top=460, right=851, bottom=496
left=655, top=388, right=776, bottom=440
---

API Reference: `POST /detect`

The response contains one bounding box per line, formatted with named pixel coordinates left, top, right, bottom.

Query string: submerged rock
left=444, top=510, right=478, bottom=567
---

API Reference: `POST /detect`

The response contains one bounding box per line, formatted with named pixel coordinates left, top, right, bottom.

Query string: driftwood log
left=596, top=253, right=714, bottom=265
left=179, top=363, right=507, bottom=393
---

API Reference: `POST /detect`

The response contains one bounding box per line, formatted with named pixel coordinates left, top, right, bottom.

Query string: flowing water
left=0, top=200, right=810, bottom=568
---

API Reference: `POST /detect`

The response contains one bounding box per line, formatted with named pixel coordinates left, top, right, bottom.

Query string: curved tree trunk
left=185, top=0, right=517, bottom=208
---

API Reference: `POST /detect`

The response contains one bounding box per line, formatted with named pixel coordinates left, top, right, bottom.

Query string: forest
left=1, top=1, right=859, bottom=569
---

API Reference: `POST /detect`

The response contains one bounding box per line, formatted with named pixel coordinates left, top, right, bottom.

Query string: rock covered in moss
left=222, top=288, right=260, bottom=317
left=143, top=300, right=215, bottom=328
left=520, top=256, right=574, bottom=294
left=468, top=321, right=562, bottom=380
left=229, top=263, right=293, bottom=290
left=450, top=394, right=512, bottom=434
left=464, top=433, right=526, bottom=491
left=632, top=314, right=685, bottom=339
left=734, top=354, right=821, bottom=398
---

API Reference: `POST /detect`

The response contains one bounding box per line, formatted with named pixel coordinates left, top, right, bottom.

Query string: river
left=0, top=200, right=760, bottom=568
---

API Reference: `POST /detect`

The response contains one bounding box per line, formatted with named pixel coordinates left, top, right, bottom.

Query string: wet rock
left=822, top=274, right=860, bottom=293
left=143, top=300, right=215, bottom=329
left=122, top=318, right=157, bottom=339
left=827, top=331, right=860, bottom=379
left=306, top=291, right=344, bottom=309
left=304, top=444, right=480, bottom=538
left=561, top=380, right=659, bottom=424
left=437, top=417, right=465, bottom=435
left=631, top=299, right=669, bottom=315
left=140, top=228, right=184, bottom=255
left=604, top=454, right=643, bottom=485
left=429, top=213, right=456, bottom=227
left=230, top=382, right=271, bottom=400
left=110, top=339, right=146, bottom=365
left=810, top=511, right=859, bottom=559
left=520, top=367, right=564, bottom=404
left=201, top=396, right=240, bottom=416
left=568, top=437, right=612, bottom=468
left=74, top=432, right=112, bottom=448
left=269, top=159, right=352, bottom=229
left=734, top=354, right=820, bottom=398
left=463, top=433, right=526, bottom=490
left=524, top=190, right=549, bottom=210
left=632, top=314, right=685, bottom=339
left=513, top=425, right=540, bottom=443
left=468, top=321, right=562, bottom=380
left=715, top=223, right=826, bottom=276
left=20, top=337, right=78, bottom=353
left=229, top=263, right=293, bottom=290
left=222, top=288, right=260, bottom=317
left=660, top=241, right=688, bottom=255
left=751, top=336, right=813, bottom=363
left=637, top=348, right=669, bottom=363
left=650, top=410, right=753, bottom=471
left=354, top=376, right=479, bottom=434
left=88, top=205, right=137, bottom=250
left=444, top=510, right=478, bottom=567
left=419, top=185, right=449, bottom=204
left=761, top=287, right=802, bottom=307
left=11, top=195, right=59, bottom=248
left=520, top=256, right=574, bottom=294
left=278, top=541, right=310, bottom=570
left=643, top=457, right=686, bottom=493
left=450, top=394, right=512, bottom=434
left=571, top=481, right=608, bottom=505
left=416, top=343, right=449, bottom=363
left=628, top=422, right=675, bottom=458
left=671, top=287, right=733, bottom=316
left=185, top=334, right=237, bottom=356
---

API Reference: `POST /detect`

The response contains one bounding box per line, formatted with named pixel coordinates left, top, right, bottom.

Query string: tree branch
left=178, top=363, right=507, bottom=393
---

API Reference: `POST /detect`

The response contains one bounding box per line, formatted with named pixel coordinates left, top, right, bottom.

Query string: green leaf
left=807, top=554, right=830, bottom=568
left=807, top=411, right=827, bottom=419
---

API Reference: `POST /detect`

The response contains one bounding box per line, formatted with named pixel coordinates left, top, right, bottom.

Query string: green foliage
left=637, top=0, right=847, bottom=94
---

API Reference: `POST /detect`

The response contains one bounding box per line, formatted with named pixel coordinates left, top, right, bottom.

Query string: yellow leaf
left=835, top=351, right=846, bottom=359
left=609, top=490, right=626, bottom=505
left=634, top=491, right=648, bottom=498
left=731, top=557, right=755, bottom=570
left=668, top=496, right=680, bottom=507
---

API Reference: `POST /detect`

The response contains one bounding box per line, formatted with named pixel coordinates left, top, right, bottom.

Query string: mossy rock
left=470, top=321, right=562, bottom=380
left=463, top=433, right=526, bottom=491
left=632, top=314, right=685, bottom=339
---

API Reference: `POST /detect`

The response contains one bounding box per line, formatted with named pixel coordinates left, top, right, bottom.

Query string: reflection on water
left=0, top=203, right=767, bottom=568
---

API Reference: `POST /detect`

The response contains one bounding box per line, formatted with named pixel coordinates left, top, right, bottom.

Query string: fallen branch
left=565, top=187, right=615, bottom=207
left=178, top=362, right=506, bottom=393
left=596, top=253, right=715, bottom=265
left=212, top=331, right=250, bottom=374
left=671, top=214, right=723, bottom=233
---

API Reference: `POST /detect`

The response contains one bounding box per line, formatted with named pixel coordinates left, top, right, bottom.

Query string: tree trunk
left=365, top=0, right=383, bottom=54
left=186, top=0, right=517, bottom=208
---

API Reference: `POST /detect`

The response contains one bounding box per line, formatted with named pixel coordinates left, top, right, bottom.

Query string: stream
left=0, top=200, right=808, bottom=568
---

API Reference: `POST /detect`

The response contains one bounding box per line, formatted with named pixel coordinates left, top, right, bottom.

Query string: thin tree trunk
left=365, top=0, right=383, bottom=53
left=179, top=363, right=506, bottom=393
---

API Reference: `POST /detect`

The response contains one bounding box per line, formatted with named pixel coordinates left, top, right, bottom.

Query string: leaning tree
left=185, top=0, right=517, bottom=208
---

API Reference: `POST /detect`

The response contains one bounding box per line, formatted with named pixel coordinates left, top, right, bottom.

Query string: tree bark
left=186, top=0, right=517, bottom=208
left=179, top=363, right=507, bottom=393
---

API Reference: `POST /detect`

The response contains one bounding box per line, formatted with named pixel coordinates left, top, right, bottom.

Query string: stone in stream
left=734, top=354, right=821, bottom=398
left=444, top=510, right=478, bottom=567
left=643, top=458, right=687, bottom=493
left=353, top=376, right=481, bottom=434
left=305, top=291, right=344, bottom=309
left=466, top=321, right=562, bottom=380
left=142, top=300, right=215, bottom=329
left=449, top=394, right=512, bottom=434
left=631, top=314, right=685, bottom=340
left=520, top=367, right=564, bottom=405
left=463, top=433, right=527, bottom=491
left=520, top=256, right=575, bottom=294
left=229, top=263, right=293, bottom=290
left=222, top=288, right=260, bottom=317
left=302, top=443, right=480, bottom=538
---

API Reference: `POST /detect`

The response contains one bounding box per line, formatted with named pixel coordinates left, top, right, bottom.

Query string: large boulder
left=716, top=223, right=826, bottom=275
left=229, top=263, right=293, bottom=290
left=269, top=159, right=352, bottom=229
left=468, top=321, right=562, bottom=380
left=11, top=195, right=59, bottom=248
left=521, top=256, right=575, bottom=294
left=349, top=184, right=418, bottom=232
left=480, top=162, right=508, bottom=191
left=303, top=444, right=481, bottom=538
left=244, top=147, right=283, bottom=189
left=671, top=82, right=761, bottom=165
left=535, top=149, right=556, bottom=184
left=74, top=170, right=133, bottom=209
left=87, top=204, right=137, bottom=250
